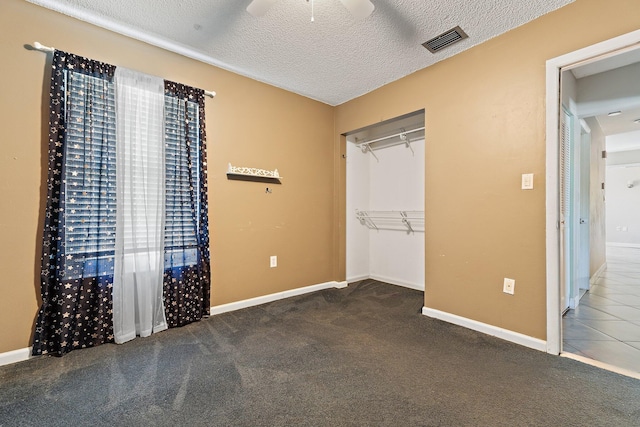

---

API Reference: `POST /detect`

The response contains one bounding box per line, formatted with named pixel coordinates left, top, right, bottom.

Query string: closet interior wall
left=346, top=113, right=425, bottom=291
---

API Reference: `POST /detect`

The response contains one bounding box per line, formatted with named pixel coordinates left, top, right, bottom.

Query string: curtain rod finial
left=34, top=42, right=55, bottom=52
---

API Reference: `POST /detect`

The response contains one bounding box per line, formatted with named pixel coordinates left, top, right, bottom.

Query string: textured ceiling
left=28, top=0, right=573, bottom=105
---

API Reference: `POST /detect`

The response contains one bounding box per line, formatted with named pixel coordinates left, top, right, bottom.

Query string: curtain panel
left=162, top=81, right=211, bottom=327
left=33, top=51, right=117, bottom=356
left=113, top=68, right=168, bottom=344
left=33, top=51, right=211, bottom=357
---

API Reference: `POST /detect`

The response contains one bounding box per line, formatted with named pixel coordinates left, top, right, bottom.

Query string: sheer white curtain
left=113, top=67, right=167, bottom=344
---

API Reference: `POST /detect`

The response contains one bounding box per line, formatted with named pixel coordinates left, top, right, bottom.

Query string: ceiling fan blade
left=339, top=0, right=375, bottom=19
left=246, top=0, right=278, bottom=17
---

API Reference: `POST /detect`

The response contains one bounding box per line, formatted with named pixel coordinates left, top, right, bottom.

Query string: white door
left=562, top=111, right=592, bottom=310
left=576, top=127, right=591, bottom=296
left=560, top=107, right=573, bottom=313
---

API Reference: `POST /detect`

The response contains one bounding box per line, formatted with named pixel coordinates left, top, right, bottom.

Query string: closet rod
left=359, top=215, right=424, bottom=220
left=32, top=41, right=217, bottom=98
left=356, top=126, right=425, bottom=147
left=360, top=135, right=424, bottom=155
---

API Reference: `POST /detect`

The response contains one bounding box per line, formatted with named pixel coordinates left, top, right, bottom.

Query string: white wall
left=606, top=162, right=640, bottom=246
left=585, top=117, right=606, bottom=277
left=346, top=140, right=370, bottom=280
left=562, top=69, right=577, bottom=109
left=606, top=131, right=640, bottom=154
left=608, top=148, right=640, bottom=166
left=346, top=138, right=425, bottom=290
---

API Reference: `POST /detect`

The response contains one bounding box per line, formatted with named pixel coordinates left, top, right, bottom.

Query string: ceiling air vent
left=422, top=26, right=468, bottom=53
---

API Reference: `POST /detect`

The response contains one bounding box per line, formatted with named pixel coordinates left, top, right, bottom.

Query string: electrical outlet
left=270, top=256, right=277, bottom=268
left=503, top=278, right=515, bottom=295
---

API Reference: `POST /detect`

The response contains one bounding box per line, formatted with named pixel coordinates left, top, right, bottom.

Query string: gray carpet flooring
left=1, top=280, right=639, bottom=426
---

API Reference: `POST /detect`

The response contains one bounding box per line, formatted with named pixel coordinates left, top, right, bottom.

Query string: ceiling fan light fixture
left=246, top=0, right=374, bottom=20
left=634, top=118, right=640, bottom=124
left=338, top=0, right=375, bottom=20
left=608, top=111, right=622, bottom=116
left=246, top=0, right=278, bottom=17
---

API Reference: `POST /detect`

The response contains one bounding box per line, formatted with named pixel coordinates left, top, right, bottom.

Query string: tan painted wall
left=334, top=0, right=640, bottom=339
left=1, top=0, right=638, bottom=355
left=0, top=0, right=335, bottom=353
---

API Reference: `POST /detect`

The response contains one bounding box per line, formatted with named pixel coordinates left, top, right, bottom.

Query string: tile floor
left=563, top=246, right=640, bottom=374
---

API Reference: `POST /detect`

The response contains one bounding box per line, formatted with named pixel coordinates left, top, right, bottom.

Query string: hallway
left=563, top=246, right=640, bottom=374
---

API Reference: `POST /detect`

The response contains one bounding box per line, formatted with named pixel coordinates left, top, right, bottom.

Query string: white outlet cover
left=503, top=278, right=515, bottom=295
left=270, top=256, right=277, bottom=268
left=521, top=173, right=534, bottom=190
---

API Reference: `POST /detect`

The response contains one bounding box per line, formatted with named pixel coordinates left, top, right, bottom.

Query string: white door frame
left=545, top=29, right=640, bottom=355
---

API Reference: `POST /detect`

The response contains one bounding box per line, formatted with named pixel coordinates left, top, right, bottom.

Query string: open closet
left=345, top=110, right=425, bottom=290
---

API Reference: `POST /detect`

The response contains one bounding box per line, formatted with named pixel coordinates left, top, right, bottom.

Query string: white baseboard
left=0, top=347, right=32, bottom=367
left=590, top=262, right=607, bottom=286
left=1, top=281, right=350, bottom=367
left=210, top=281, right=348, bottom=316
left=346, top=274, right=424, bottom=291
left=569, top=295, right=581, bottom=310
left=346, top=275, right=369, bottom=283
left=368, top=274, right=424, bottom=291
left=606, top=242, right=640, bottom=248
left=422, top=307, right=546, bottom=352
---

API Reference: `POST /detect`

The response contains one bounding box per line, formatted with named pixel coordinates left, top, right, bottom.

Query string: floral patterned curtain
left=33, top=52, right=211, bottom=357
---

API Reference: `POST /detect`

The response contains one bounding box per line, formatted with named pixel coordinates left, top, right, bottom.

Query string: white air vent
left=422, top=26, right=468, bottom=53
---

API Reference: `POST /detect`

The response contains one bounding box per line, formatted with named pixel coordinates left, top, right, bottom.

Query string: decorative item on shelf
left=355, top=209, right=424, bottom=233
left=226, top=163, right=282, bottom=183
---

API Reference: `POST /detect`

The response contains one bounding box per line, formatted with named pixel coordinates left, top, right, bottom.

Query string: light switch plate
left=270, top=256, right=277, bottom=268
left=521, top=173, right=534, bottom=190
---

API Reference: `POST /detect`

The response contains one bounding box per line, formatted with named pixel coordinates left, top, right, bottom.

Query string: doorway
left=559, top=105, right=592, bottom=314
left=344, top=110, right=426, bottom=291
left=546, top=29, right=640, bottom=375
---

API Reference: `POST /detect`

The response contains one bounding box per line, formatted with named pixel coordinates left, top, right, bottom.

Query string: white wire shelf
left=355, top=210, right=424, bottom=232
left=355, top=126, right=425, bottom=161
